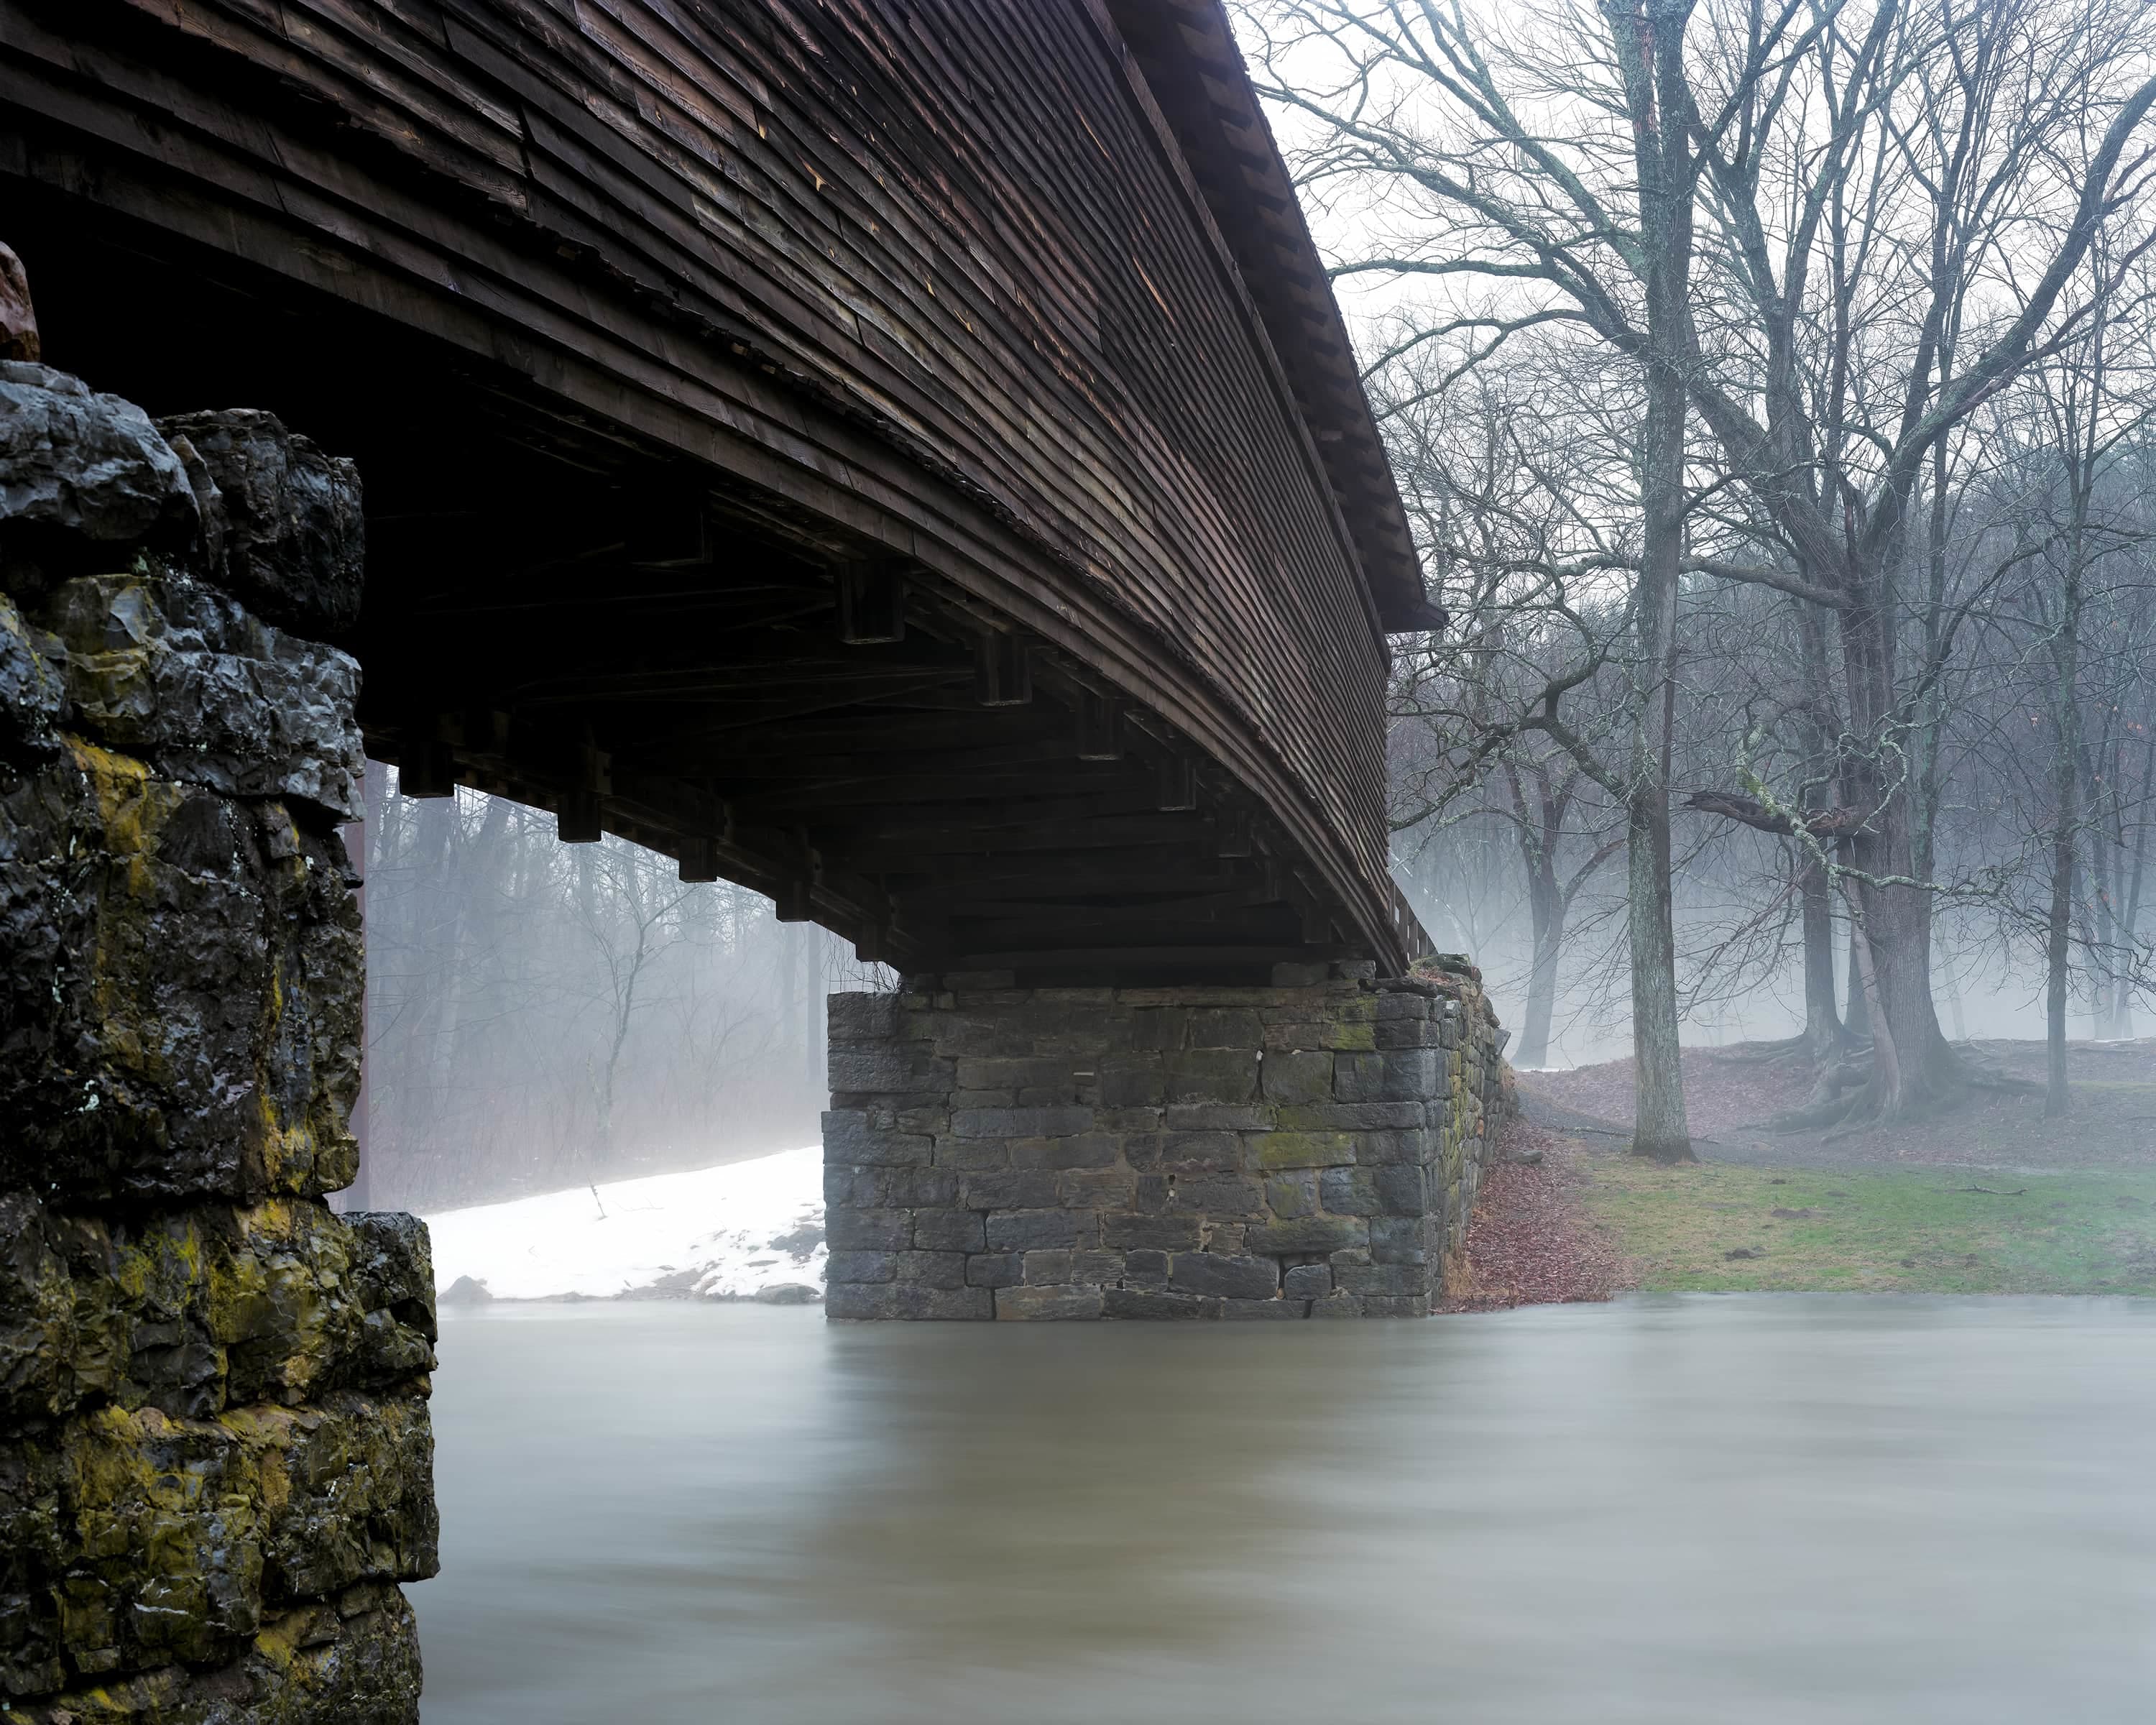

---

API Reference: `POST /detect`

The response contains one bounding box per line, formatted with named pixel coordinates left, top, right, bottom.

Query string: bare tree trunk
left=1515, top=913, right=1562, bottom=1069
left=2045, top=532, right=2085, bottom=1116
left=1800, top=852, right=1841, bottom=1064
left=1612, top=0, right=1695, bottom=1164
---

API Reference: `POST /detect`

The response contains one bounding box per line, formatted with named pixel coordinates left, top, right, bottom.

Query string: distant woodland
left=350, top=766, right=877, bottom=1211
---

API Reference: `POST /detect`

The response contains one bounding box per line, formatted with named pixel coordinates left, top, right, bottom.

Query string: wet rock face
left=0, top=368, right=431, bottom=1722
left=158, top=410, right=364, bottom=638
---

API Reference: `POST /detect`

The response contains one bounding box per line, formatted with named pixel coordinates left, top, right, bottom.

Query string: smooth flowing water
left=418, top=1297, right=2156, bottom=1723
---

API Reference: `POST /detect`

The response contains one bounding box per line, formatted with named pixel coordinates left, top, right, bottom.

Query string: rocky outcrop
left=0, top=363, right=430, bottom=1722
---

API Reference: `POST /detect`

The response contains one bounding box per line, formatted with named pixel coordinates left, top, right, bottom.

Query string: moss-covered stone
left=0, top=1193, right=434, bottom=1428
left=0, top=739, right=359, bottom=1205
left=9, top=1579, right=422, bottom=1724
left=1, top=1391, right=433, bottom=1700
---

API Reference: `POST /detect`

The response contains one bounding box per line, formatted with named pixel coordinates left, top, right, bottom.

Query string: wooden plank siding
left=0, top=0, right=1429, bottom=969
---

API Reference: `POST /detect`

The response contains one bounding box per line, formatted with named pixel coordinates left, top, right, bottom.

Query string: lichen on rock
left=0, top=367, right=430, bottom=1722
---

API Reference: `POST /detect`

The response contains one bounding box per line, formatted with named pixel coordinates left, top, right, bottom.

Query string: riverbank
left=1458, top=1044, right=2156, bottom=1306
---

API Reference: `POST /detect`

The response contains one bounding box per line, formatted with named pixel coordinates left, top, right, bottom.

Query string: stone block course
left=824, top=965, right=1511, bottom=1322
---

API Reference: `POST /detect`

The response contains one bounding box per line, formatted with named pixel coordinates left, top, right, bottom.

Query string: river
left=417, top=1296, right=2156, bottom=1723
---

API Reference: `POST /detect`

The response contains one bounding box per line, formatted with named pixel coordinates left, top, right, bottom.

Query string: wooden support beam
left=1156, top=751, right=1198, bottom=812
left=837, top=557, right=907, bottom=644
left=1217, top=804, right=1253, bottom=857
left=396, top=733, right=455, bottom=799
left=556, top=789, right=602, bottom=844
left=678, top=834, right=722, bottom=883
left=975, top=629, right=1032, bottom=707
left=1077, top=688, right=1123, bottom=760
left=774, top=829, right=823, bottom=922
left=625, top=480, right=711, bottom=568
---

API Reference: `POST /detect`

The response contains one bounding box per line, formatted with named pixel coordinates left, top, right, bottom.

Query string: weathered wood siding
left=0, top=0, right=1399, bottom=940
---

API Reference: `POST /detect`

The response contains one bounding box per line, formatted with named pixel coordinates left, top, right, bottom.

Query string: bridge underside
left=15, top=192, right=1406, bottom=985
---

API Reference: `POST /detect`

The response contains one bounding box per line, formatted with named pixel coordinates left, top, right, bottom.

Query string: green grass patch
left=1574, top=1156, right=2156, bottom=1294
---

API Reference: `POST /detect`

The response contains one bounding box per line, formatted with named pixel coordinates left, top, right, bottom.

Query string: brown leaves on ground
left=1437, top=1123, right=1630, bottom=1312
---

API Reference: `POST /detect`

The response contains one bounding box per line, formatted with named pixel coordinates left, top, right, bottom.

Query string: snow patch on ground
left=422, top=1146, right=826, bottom=1301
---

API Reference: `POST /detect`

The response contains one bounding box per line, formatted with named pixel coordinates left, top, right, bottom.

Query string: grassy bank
left=1572, top=1154, right=2156, bottom=1295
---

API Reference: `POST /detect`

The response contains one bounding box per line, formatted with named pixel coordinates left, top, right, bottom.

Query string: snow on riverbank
left=422, top=1146, right=826, bottom=1301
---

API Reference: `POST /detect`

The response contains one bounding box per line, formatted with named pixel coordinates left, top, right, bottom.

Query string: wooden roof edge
left=1100, top=0, right=1445, bottom=636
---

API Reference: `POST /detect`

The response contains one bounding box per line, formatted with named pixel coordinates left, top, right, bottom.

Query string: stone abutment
left=0, top=364, right=435, bottom=1723
left=823, top=962, right=1513, bottom=1319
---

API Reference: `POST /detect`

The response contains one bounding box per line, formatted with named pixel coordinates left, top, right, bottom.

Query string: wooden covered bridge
left=0, top=13, right=1506, bottom=1710
left=1, top=0, right=1441, bottom=983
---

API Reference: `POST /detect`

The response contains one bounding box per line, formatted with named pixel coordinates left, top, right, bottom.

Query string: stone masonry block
left=0, top=1192, right=434, bottom=1429
left=931, top=1135, right=1010, bottom=1169
left=1335, top=1263, right=1432, bottom=1299
left=911, top=1210, right=985, bottom=1253
left=957, top=1170, right=1061, bottom=1211
left=826, top=1210, right=911, bottom=1252
left=1376, top=1018, right=1442, bottom=1049
left=1263, top=1171, right=1319, bottom=1220
left=1022, top=1248, right=1073, bottom=1285
left=1164, top=1103, right=1272, bottom=1131
left=1253, top=1131, right=1356, bottom=1170
left=1128, top=1008, right=1187, bottom=1049
left=1071, top=1249, right=1125, bottom=1284
left=1103, top=1289, right=1220, bottom=1320
left=950, top=1105, right=1092, bottom=1139
left=1368, top=1216, right=1432, bottom=1264
left=955, top=1055, right=1074, bottom=1094
left=995, top=1284, right=1105, bottom=1321
left=1372, top=1168, right=1429, bottom=1220
left=827, top=991, right=899, bottom=1043
left=893, top=1251, right=967, bottom=1289
left=1281, top=1264, right=1333, bottom=1300
left=825, top=1251, right=898, bottom=1284
left=1168, top=1253, right=1279, bottom=1300
left=1317, top=1167, right=1383, bottom=1216
left=826, top=1166, right=957, bottom=1211
left=1184, top=1008, right=1261, bottom=1047
left=1096, top=1054, right=1165, bottom=1106
left=40, top=571, right=364, bottom=821
left=1124, top=1131, right=1238, bottom=1174
left=985, top=1210, right=1094, bottom=1251
left=1123, top=1248, right=1169, bottom=1288
left=1162, top=1049, right=1258, bottom=1103
left=0, top=364, right=196, bottom=549
left=1, top=1391, right=434, bottom=1698
left=157, top=408, right=365, bottom=637
left=1057, top=1169, right=1138, bottom=1209
left=966, top=1254, right=1022, bottom=1288
left=1162, top=1174, right=1268, bottom=1218
left=1353, top=1129, right=1433, bottom=1166
left=1274, top=1102, right=1424, bottom=1132
left=1, top=747, right=360, bottom=1204
left=820, top=1112, right=934, bottom=1167
left=829, top=1041, right=948, bottom=1094
left=1222, top=1298, right=1307, bottom=1320
left=826, top=1284, right=992, bottom=1320
left=1246, top=1217, right=1368, bottom=1256
left=1261, top=1049, right=1333, bottom=1103
left=1008, top=1132, right=1117, bottom=1170
left=1101, top=1214, right=1200, bottom=1251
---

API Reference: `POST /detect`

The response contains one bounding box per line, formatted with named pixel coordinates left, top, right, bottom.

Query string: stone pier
left=823, top=962, right=1511, bottom=1319
left=0, top=364, right=435, bottom=1721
